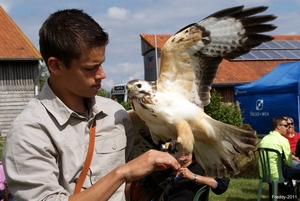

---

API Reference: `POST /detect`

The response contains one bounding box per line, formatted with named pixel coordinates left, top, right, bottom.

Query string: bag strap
left=74, top=119, right=96, bottom=194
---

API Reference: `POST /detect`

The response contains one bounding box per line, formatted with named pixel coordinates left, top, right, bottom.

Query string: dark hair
left=272, top=116, right=286, bottom=130
left=39, top=9, right=109, bottom=68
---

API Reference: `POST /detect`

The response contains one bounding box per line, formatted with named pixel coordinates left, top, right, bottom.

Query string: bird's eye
left=137, top=84, right=142, bottom=88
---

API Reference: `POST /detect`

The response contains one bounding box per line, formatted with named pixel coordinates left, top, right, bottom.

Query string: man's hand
left=119, top=149, right=181, bottom=182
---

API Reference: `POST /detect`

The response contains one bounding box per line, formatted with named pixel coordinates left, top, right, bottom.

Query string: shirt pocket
left=94, top=132, right=127, bottom=175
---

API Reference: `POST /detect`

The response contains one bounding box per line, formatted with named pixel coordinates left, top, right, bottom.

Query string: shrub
left=204, top=89, right=243, bottom=127
left=121, top=101, right=132, bottom=110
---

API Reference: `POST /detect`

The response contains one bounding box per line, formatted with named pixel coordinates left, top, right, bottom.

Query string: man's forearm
left=69, top=166, right=125, bottom=201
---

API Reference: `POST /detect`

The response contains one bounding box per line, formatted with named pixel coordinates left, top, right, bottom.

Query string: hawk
left=127, top=5, right=277, bottom=177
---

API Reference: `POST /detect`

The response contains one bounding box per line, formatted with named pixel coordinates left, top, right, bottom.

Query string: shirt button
left=94, top=176, right=99, bottom=182
left=112, top=144, right=117, bottom=150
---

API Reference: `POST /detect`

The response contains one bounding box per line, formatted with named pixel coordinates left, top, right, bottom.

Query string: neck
left=49, top=78, right=87, bottom=112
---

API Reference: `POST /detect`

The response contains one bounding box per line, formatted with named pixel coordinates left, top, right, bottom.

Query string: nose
left=95, top=66, right=106, bottom=80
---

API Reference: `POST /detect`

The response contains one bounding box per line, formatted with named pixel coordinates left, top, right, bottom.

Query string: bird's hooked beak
left=127, top=83, right=133, bottom=92
left=127, top=83, right=137, bottom=95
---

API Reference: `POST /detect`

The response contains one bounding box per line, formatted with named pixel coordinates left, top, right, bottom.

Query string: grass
left=209, top=178, right=270, bottom=201
left=209, top=147, right=299, bottom=200
left=208, top=151, right=272, bottom=201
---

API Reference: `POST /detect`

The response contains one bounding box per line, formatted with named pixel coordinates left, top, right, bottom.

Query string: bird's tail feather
left=192, top=114, right=257, bottom=177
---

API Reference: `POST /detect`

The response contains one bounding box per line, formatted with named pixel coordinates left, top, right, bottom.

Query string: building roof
left=0, top=6, right=41, bottom=60
left=140, top=34, right=170, bottom=50
left=213, top=60, right=287, bottom=85
left=140, top=34, right=300, bottom=85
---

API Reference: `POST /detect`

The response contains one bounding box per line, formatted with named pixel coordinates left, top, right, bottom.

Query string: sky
left=0, top=0, right=299, bottom=91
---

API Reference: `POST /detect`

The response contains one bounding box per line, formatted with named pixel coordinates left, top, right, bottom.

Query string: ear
left=47, top=57, right=63, bottom=75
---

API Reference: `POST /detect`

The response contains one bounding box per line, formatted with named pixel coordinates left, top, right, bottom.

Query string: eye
left=137, top=84, right=142, bottom=88
left=85, top=64, right=102, bottom=71
left=85, top=66, right=96, bottom=71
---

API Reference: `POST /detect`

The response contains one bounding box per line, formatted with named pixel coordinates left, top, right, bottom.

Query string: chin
left=84, top=92, right=97, bottom=98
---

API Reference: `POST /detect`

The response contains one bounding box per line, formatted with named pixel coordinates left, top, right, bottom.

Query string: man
left=2, top=9, right=180, bottom=201
left=259, top=116, right=300, bottom=180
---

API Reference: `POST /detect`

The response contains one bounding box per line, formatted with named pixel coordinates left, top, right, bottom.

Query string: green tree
left=120, top=101, right=131, bottom=110
left=204, top=89, right=243, bottom=127
left=39, top=62, right=49, bottom=91
left=97, top=88, right=110, bottom=98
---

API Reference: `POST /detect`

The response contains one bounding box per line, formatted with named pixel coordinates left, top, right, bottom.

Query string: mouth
left=92, top=83, right=101, bottom=90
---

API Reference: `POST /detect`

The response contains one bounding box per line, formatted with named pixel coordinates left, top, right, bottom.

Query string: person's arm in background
left=211, top=177, right=230, bottom=195
left=292, top=154, right=300, bottom=162
left=179, top=167, right=230, bottom=194
left=193, top=175, right=218, bottom=189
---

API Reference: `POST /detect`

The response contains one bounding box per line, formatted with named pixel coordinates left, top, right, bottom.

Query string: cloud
left=102, top=78, right=114, bottom=92
left=0, top=1, right=15, bottom=12
left=102, top=62, right=144, bottom=91
left=107, top=7, right=130, bottom=21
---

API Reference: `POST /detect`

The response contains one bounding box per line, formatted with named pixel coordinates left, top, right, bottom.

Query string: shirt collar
left=269, top=130, right=282, bottom=136
left=37, top=80, right=103, bottom=126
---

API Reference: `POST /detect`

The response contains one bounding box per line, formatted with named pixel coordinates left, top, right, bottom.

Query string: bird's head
left=126, top=79, right=155, bottom=100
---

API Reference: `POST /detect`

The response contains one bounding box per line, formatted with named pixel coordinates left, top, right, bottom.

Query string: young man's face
left=58, top=46, right=106, bottom=99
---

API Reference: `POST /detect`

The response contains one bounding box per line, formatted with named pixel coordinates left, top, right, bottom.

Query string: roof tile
left=0, top=6, right=41, bottom=59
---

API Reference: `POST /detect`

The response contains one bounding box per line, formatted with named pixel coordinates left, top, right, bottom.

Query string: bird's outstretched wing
left=158, top=5, right=277, bottom=107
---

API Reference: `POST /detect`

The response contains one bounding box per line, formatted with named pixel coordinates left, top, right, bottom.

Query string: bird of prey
left=127, top=5, right=277, bottom=177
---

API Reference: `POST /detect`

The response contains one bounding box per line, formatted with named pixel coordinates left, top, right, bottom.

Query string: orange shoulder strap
left=74, top=119, right=96, bottom=194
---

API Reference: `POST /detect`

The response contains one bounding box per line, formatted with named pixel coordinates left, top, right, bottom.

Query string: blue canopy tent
left=234, top=61, right=300, bottom=134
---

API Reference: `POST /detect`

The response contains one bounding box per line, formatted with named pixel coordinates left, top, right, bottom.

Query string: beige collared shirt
left=3, top=81, right=134, bottom=201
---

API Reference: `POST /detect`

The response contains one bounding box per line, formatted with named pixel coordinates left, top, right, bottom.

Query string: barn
left=0, top=6, right=42, bottom=136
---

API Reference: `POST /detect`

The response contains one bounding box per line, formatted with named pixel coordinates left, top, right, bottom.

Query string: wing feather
left=195, top=56, right=222, bottom=106
left=158, top=6, right=277, bottom=107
